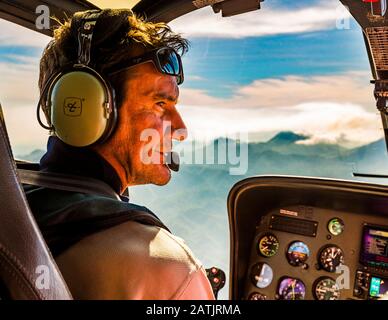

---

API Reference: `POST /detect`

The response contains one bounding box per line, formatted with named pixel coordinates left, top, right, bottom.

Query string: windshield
left=131, top=1, right=388, bottom=299
left=1, top=0, right=388, bottom=300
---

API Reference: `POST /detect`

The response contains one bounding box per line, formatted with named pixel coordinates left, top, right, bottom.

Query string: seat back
left=0, top=104, right=72, bottom=300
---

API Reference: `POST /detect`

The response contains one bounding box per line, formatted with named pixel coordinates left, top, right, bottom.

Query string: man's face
left=95, top=62, right=187, bottom=189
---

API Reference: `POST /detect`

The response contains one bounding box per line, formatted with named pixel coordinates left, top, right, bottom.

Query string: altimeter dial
left=257, top=234, right=279, bottom=258
left=313, top=277, right=340, bottom=300
left=319, top=245, right=344, bottom=272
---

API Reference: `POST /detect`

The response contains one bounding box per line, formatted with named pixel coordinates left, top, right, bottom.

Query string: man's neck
left=91, top=146, right=132, bottom=195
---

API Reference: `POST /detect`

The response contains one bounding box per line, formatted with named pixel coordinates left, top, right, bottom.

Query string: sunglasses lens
left=158, top=48, right=183, bottom=84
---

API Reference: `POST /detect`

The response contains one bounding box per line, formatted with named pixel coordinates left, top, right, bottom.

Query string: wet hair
left=39, top=9, right=189, bottom=113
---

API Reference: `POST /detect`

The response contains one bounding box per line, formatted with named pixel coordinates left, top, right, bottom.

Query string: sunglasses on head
left=108, top=47, right=184, bottom=85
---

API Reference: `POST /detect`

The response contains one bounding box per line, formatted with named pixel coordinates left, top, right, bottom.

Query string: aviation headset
left=37, top=10, right=117, bottom=147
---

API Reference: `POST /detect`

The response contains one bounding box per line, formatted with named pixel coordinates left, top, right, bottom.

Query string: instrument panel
left=246, top=205, right=388, bottom=300
left=227, top=176, right=388, bottom=300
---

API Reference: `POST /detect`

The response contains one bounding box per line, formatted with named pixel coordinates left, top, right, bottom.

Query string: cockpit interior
left=228, top=176, right=388, bottom=300
left=1, top=0, right=388, bottom=301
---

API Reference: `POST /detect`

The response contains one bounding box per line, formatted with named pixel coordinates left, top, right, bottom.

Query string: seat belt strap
left=17, top=168, right=120, bottom=200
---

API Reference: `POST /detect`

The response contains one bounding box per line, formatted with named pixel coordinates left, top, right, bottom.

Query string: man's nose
left=171, top=110, right=188, bottom=141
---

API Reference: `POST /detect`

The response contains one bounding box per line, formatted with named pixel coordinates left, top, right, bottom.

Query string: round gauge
left=250, top=262, right=274, bottom=289
left=249, top=292, right=267, bottom=300
left=278, top=277, right=306, bottom=300
left=287, top=241, right=310, bottom=266
left=328, top=218, right=345, bottom=236
left=313, top=277, right=340, bottom=300
left=257, top=234, right=280, bottom=257
left=319, top=245, right=344, bottom=272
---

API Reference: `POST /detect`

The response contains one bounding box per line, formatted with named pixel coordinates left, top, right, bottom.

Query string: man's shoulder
left=61, top=220, right=197, bottom=264
left=56, top=220, right=208, bottom=299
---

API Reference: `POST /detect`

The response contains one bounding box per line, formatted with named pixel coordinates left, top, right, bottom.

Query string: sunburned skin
left=92, top=62, right=187, bottom=193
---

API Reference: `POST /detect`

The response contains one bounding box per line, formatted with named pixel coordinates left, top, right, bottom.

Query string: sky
left=0, top=0, right=383, bottom=155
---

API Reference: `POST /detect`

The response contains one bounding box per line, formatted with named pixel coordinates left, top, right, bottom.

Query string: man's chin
left=151, top=164, right=172, bottom=186
left=134, top=163, right=172, bottom=186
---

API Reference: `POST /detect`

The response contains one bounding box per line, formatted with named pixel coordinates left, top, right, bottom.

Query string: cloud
left=188, top=75, right=205, bottom=81
left=0, top=56, right=46, bottom=155
left=179, top=102, right=382, bottom=148
left=178, top=72, right=382, bottom=147
left=2, top=105, right=48, bottom=156
left=0, top=19, right=49, bottom=47
left=0, top=59, right=41, bottom=108
left=180, top=72, right=376, bottom=111
left=0, top=33, right=45, bottom=154
left=170, top=0, right=352, bottom=38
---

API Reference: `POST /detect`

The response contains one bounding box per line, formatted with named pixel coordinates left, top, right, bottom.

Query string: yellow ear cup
left=49, top=71, right=110, bottom=147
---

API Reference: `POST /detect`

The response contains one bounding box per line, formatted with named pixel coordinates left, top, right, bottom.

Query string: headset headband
left=75, top=10, right=103, bottom=66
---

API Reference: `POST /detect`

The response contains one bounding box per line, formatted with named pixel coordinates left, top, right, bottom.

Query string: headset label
left=63, top=97, right=83, bottom=117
